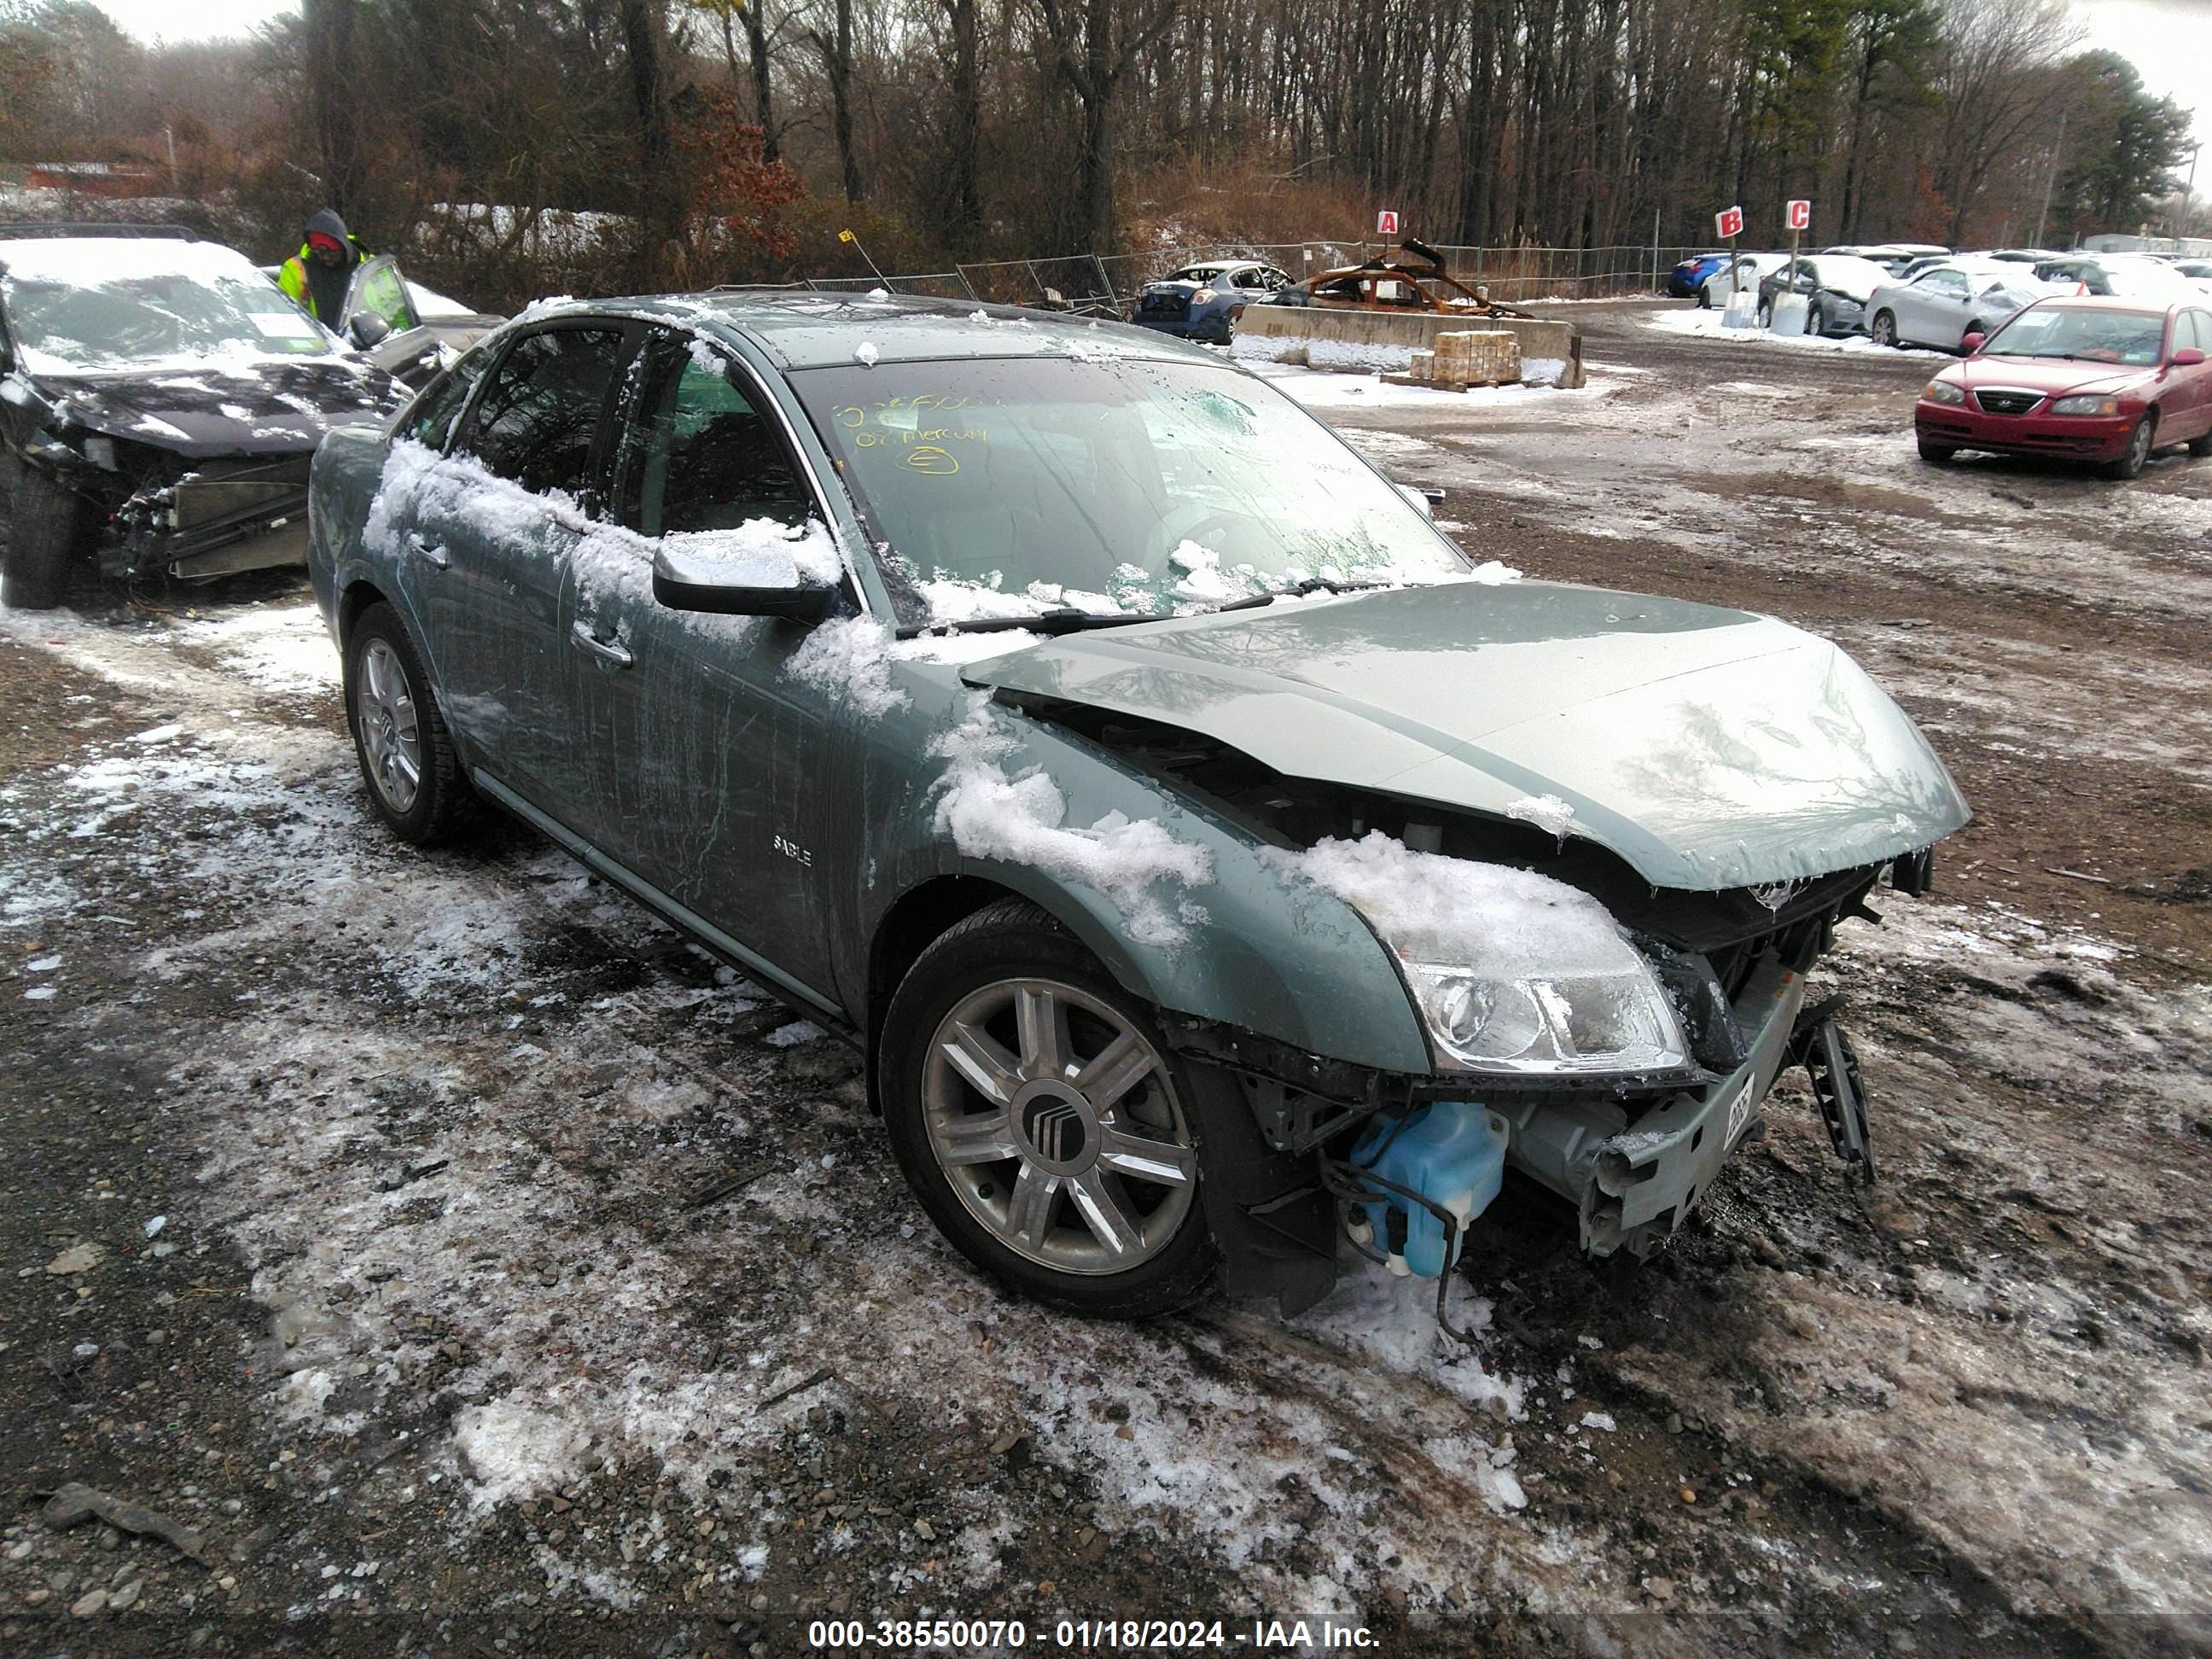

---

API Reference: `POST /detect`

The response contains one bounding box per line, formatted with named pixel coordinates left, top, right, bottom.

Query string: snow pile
left=784, top=614, right=908, bottom=716
left=1505, top=794, right=1576, bottom=840
left=928, top=693, right=1213, bottom=946
left=1261, top=830, right=1633, bottom=974
left=1168, top=539, right=1238, bottom=602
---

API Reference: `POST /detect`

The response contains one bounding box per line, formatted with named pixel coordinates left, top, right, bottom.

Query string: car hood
left=1951, top=355, right=2157, bottom=398
left=963, top=581, right=1969, bottom=892
left=34, top=359, right=403, bottom=457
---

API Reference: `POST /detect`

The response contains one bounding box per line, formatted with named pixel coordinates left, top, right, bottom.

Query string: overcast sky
left=90, top=0, right=2212, bottom=186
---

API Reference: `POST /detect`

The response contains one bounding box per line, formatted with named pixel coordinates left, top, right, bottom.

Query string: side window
left=401, top=349, right=490, bottom=450
left=618, top=333, right=813, bottom=536
left=1928, top=270, right=1968, bottom=297
left=460, top=325, right=629, bottom=498
left=346, top=256, right=420, bottom=333
left=2181, top=311, right=2207, bottom=352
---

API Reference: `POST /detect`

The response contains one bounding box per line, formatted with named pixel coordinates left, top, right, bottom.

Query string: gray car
left=306, top=294, right=1968, bottom=1324
left=1866, top=262, right=2050, bottom=352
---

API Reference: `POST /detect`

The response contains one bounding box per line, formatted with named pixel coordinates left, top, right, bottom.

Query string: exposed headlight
left=1924, top=379, right=1966, bottom=405
left=1405, top=958, right=1689, bottom=1075
left=80, top=435, right=118, bottom=470
left=1190, top=288, right=1219, bottom=305
left=2051, top=393, right=2119, bottom=416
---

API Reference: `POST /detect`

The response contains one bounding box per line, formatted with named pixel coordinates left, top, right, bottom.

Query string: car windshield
left=1985, top=306, right=2167, bottom=364
left=0, top=238, right=331, bottom=371
left=794, top=354, right=1471, bottom=628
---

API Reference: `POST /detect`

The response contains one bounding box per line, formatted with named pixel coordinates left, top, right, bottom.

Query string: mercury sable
left=306, top=294, right=1968, bottom=1322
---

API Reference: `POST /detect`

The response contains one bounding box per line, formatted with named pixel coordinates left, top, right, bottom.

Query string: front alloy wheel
left=881, top=900, right=1216, bottom=1317
left=1871, top=311, right=1899, bottom=348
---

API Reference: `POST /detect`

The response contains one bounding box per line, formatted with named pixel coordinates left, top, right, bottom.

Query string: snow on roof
left=0, top=233, right=264, bottom=287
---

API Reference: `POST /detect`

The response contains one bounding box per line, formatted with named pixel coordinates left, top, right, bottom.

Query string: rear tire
left=879, top=899, right=1218, bottom=1319
left=0, top=456, right=88, bottom=611
left=2101, top=416, right=2155, bottom=481
left=343, top=601, right=469, bottom=843
left=1918, top=437, right=1957, bottom=465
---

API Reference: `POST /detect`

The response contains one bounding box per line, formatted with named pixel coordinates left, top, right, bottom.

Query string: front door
left=407, top=320, right=632, bottom=806
left=564, top=326, right=846, bottom=1003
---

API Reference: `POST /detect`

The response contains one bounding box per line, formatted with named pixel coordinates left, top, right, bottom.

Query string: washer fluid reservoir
left=1348, top=1102, right=1511, bottom=1278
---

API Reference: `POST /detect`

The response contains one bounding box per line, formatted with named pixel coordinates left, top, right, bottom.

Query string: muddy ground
left=2, top=300, right=2207, bottom=1657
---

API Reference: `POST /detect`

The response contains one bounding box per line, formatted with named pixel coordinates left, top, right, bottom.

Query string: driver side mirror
left=1961, top=332, right=1986, bottom=354
left=347, top=311, right=393, bottom=348
left=1396, top=483, right=1439, bottom=519
left=651, top=539, right=838, bottom=620
left=2173, top=347, right=2207, bottom=367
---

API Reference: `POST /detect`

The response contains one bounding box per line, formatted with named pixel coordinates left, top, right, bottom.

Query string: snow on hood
left=34, top=358, right=402, bottom=455
left=962, top=581, right=1969, bottom=892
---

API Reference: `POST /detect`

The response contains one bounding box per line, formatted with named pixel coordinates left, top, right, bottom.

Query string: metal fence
left=802, top=241, right=1709, bottom=310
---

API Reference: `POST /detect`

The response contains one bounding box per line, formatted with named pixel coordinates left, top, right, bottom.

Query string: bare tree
left=1033, top=0, right=1179, bottom=252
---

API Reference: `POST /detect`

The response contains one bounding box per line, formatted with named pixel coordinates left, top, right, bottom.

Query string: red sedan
left=1914, top=295, right=2212, bottom=479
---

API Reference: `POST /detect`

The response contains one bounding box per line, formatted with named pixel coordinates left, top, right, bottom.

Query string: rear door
left=410, top=319, right=634, bottom=807
left=564, top=324, right=846, bottom=1003
left=2175, top=310, right=2212, bottom=439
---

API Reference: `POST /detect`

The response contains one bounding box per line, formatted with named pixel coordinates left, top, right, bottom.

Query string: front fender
left=855, top=674, right=1432, bottom=1074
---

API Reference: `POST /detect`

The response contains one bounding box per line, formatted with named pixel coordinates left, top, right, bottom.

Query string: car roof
left=559, top=291, right=1227, bottom=372
left=0, top=234, right=264, bottom=286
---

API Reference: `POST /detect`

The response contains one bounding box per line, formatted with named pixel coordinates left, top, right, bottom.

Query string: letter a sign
left=1787, top=199, right=1812, bottom=231
left=1377, top=209, right=1400, bottom=236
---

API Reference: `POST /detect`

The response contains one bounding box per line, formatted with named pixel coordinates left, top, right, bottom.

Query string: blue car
left=1667, top=252, right=1732, bottom=302
left=1128, top=259, right=1294, bottom=343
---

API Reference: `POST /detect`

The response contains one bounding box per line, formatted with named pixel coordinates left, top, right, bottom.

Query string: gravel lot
left=3, top=299, right=2207, bottom=1656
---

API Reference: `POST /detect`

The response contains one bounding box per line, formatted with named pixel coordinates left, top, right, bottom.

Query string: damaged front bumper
left=106, top=455, right=313, bottom=581
left=1173, top=939, right=1876, bottom=1317
left=1501, top=950, right=1805, bottom=1257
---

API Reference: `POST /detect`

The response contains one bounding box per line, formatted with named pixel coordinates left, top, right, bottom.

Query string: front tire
left=1918, top=437, right=1957, bottom=465
left=2102, top=416, right=2155, bottom=481
left=343, top=601, right=468, bottom=842
left=879, top=899, right=1217, bottom=1318
left=0, top=457, right=88, bottom=611
left=1805, top=301, right=1824, bottom=336
left=2187, top=429, right=2211, bottom=458
left=1871, top=311, right=1899, bottom=348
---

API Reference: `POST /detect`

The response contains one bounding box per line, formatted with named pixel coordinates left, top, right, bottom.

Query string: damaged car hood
left=38, top=360, right=402, bottom=457
left=963, top=580, right=1970, bottom=891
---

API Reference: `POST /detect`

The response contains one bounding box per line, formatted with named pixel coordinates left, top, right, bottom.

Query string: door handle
left=405, top=532, right=448, bottom=569
left=570, top=619, right=634, bottom=668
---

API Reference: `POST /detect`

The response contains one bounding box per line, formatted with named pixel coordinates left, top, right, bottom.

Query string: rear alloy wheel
left=0, top=455, right=88, bottom=611
left=880, top=899, right=1216, bottom=1318
left=1918, top=436, right=1958, bottom=465
left=1871, top=311, right=1900, bottom=348
left=344, top=601, right=468, bottom=842
left=2102, top=416, right=2155, bottom=481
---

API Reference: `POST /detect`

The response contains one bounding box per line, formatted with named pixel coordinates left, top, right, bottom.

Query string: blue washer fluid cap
left=1349, top=1102, right=1511, bottom=1278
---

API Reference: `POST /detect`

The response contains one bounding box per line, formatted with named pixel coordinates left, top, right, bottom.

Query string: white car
left=1865, top=261, right=2054, bottom=352
left=1700, top=253, right=1789, bottom=310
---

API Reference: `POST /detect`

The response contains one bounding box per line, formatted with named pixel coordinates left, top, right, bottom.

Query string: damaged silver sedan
left=305, top=293, right=1968, bottom=1322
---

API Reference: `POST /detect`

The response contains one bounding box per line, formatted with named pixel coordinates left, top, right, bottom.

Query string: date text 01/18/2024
left=805, top=1617, right=1379, bottom=1651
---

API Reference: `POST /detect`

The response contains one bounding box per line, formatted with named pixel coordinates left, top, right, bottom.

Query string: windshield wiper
left=895, top=608, right=1163, bottom=639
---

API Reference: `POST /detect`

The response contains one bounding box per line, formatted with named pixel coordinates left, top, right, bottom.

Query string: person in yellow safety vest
left=278, top=208, right=370, bottom=325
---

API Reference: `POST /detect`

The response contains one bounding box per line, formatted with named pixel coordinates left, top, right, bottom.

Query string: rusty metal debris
left=1285, top=238, right=1536, bottom=319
